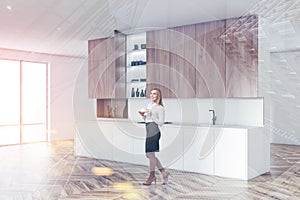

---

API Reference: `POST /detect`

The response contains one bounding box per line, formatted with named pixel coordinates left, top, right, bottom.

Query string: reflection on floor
left=0, top=140, right=299, bottom=199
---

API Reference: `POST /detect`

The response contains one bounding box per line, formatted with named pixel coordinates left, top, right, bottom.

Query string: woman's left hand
left=145, top=109, right=152, bottom=116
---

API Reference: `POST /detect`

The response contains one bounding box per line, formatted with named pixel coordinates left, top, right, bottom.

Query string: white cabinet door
left=113, top=123, right=134, bottom=163
left=132, top=123, right=148, bottom=166
left=214, top=128, right=247, bottom=179
left=96, top=122, right=114, bottom=160
left=183, top=127, right=214, bottom=175
left=158, top=126, right=184, bottom=171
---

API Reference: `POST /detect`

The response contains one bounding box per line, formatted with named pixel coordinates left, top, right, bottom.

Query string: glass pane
left=22, top=124, right=46, bottom=143
left=0, top=60, right=20, bottom=125
left=0, top=126, right=20, bottom=145
left=21, top=62, right=47, bottom=124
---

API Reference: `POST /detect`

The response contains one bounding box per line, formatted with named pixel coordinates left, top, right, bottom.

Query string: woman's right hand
left=138, top=111, right=145, bottom=116
left=138, top=108, right=146, bottom=116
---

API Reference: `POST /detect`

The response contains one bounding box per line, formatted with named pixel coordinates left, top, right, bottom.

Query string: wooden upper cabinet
left=147, top=25, right=197, bottom=98
left=146, top=29, right=171, bottom=98
left=89, top=15, right=258, bottom=99
left=195, top=20, right=226, bottom=98
left=169, top=24, right=196, bottom=98
left=225, top=15, right=258, bottom=97
left=88, top=33, right=126, bottom=99
left=146, top=17, right=257, bottom=98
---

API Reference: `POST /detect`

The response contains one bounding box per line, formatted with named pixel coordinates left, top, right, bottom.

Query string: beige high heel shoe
left=143, top=176, right=156, bottom=185
left=162, top=171, right=170, bottom=185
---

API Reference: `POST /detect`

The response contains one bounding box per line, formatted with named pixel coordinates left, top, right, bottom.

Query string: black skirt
left=145, top=122, right=161, bottom=153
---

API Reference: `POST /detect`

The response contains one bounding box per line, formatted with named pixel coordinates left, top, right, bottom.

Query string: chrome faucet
left=209, top=110, right=217, bottom=125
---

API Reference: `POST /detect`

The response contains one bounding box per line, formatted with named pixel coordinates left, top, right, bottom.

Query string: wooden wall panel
left=105, top=37, right=116, bottom=98
left=183, top=25, right=196, bottom=89
left=225, top=15, right=258, bottom=97
left=146, top=29, right=171, bottom=98
left=169, top=26, right=184, bottom=98
left=195, top=20, right=226, bottom=98
left=169, top=25, right=196, bottom=98
left=146, top=31, right=155, bottom=49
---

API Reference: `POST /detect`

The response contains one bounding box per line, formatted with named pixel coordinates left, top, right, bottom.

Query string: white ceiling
left=0, top=0, right=261, bottom=57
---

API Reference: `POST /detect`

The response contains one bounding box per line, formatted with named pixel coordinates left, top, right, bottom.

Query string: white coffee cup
left=139, top=108, right=146, bottom=114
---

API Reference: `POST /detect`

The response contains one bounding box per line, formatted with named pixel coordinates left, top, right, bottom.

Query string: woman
left=138, top=88, right=170, bottom=185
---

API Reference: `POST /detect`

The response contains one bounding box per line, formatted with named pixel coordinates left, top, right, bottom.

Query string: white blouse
left=143, top=103, right=165, bottom=126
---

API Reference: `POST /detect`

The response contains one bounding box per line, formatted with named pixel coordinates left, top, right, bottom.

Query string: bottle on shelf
left=136, top=88, right=140, bottom=97
left=131, top=88, right=135, bottom=97
left=130, top=60, right=146, bottom=66
left=140, top=89, right=145, bottom=97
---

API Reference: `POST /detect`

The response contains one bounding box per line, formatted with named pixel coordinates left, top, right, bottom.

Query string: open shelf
left=126, top=32, right=146, bottom=98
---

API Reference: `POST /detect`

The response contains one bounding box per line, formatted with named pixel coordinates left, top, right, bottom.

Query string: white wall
left=258, top=8, right=300, bottom=145
left=50, top=56, right=88, bottom=141
left=129, top=98, right=264, bottom=127
left=0, top=48, right=86, bottom=141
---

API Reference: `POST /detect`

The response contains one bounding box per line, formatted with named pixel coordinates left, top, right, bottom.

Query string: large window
left=0, top=59, right=48, bottom=145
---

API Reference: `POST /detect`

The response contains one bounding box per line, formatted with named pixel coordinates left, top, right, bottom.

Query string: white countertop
left=96, top=118, right=263, bottom=129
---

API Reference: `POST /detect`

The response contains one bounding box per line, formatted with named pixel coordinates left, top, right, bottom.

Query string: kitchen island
left=75, top=119, right=269, bottom=180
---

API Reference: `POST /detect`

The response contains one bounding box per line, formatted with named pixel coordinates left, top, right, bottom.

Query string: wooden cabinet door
left=146, top=29, right=171, bottom=98
left=88, top=34, right=126, bottom=99
left=225, top=15, right=258, bottom=97
left=114, top=31, right=126, bottom=98
left=169, top=24, right=196, bottom=98
left=88, top=38, right=107, bottom=98
left=105, top=37, right=116, bottom=98
left=195, top=20, right=226, bottom=97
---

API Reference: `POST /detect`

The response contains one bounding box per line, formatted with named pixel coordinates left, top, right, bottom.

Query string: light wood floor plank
left=0, top=141, right=299, bottom=199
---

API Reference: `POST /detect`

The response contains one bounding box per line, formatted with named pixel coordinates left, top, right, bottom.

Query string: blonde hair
left=151, top=88, right=164, bottom=106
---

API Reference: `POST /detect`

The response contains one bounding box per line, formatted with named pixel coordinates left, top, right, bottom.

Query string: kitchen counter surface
left=96, top=118, right=263, bottom=129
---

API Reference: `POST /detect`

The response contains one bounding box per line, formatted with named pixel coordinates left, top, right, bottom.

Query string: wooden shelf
left=127, top=49, right=146, bottom=54
left=97, top=99, right=128, bottom=118
left=127, top=64, right=146, bottom=67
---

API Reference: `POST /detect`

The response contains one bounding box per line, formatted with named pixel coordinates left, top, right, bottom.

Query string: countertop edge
left=94, top=118, right=263, bottom=129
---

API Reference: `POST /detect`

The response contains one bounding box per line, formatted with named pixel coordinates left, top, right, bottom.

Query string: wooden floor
left=0, top=141, right=299, bottom=200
